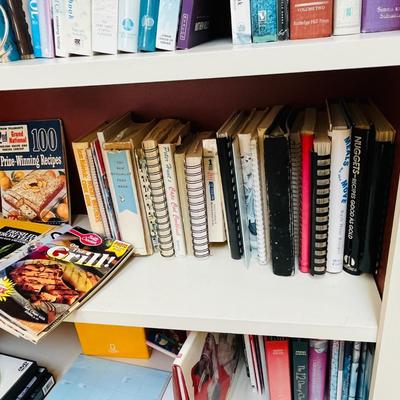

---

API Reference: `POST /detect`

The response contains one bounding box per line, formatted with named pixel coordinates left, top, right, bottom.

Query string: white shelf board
left=1, top=32, right=400, bottom=90
left=67, top=215, right=381, bottom=342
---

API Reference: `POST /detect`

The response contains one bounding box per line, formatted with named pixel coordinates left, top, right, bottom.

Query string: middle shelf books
left=72, top=98, right=395, bottom=280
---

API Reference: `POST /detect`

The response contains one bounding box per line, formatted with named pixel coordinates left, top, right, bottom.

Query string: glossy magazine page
left=0, top=225, right=133, bottom=342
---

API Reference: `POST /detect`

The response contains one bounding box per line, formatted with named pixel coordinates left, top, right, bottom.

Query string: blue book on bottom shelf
left=47, top=355, right=172, bottom=400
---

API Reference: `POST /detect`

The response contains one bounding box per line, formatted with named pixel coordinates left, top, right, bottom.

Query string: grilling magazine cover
left=0, top=225, right=133, bottom=342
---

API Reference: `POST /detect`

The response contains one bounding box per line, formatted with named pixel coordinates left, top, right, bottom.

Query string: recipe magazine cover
left=0, top=225, right=133, bottom=343
left=0, top=119, right=70, bottom=225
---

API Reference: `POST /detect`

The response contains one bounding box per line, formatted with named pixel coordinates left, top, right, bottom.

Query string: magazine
left=0, top=225, right=133, bottom=343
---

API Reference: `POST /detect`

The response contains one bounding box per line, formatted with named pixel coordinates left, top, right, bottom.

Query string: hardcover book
left=92, top=0, right=119, bottom=54
left=37, top=0, right=54, bottom=57
left=118, top=0, right=140, bottom=52
left=52, top=0, right=69, bottom=57
left=230, top=0, right=252, bottom=44
left=0, top=1, right=20, bottom=62
left=333, top=0, right=362, bottom=35
left=361, top=0, right=400, bottom=32
left=27, top=0, right=41, bottom=57
left=308, top=340, right=328, bottom=400
left=22, top=367, right=55, bottom=400
left=341, top=341, right=353, bottom=400
left=277, top=0, right=289, bottom=39
left=177, top=0, right=214, bottom=49
left=292, top=339, right=309, bottom=400
left=290, top=0, right=333, bottom=39
left=250, top=0, right=277, bottom=42
left=0, top=119, right=70, bottom=225
left=0, top=225, right=133, bottom=342
left=47, top=355, right=171, bottom=400
left=67, top=0, right=93, bottom=56
left=349, top=341, right=361, bottom=399
left=138, top=0, right=160, bottom=52
left=156, top=0, right=182, bottom=50
left=328, top=340, right=340, bottom=400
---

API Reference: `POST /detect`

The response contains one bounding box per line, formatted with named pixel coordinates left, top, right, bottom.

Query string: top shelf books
left=1, top=33, right=400, bottom=91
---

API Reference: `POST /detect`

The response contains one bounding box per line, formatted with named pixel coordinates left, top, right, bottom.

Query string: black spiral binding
left=144, top=145, right=174, bottom=257
left=185, top=160, right=210, bottom=258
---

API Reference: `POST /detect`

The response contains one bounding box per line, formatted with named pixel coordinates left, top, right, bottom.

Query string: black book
left=342, top=102, right=374, bottom=275
left=291, top=339, right=308, bottom=400
left=216, top=112, right=247, bottom=260
left=277, top=0, right=290, bottom=40
left=359, top=102, right=396, bottom=274
left=27, top=368, right=55, bottom=400
left=264, top=107, right=294, bottom=276
left=310, top=112, right=331, bottom=275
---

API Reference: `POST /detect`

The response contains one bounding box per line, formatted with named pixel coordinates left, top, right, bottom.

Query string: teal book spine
left=138, top=0, right=160, bottom=51
left=250, top=0, right=277, bottom=42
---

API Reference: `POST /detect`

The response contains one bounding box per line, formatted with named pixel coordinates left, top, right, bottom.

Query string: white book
left=118, top=0, right=140, bottom=53
left=257, top=336, right=270, bottom=399
left=333, top=0, right=361, bottom=35
left=156, top=0, right=181, bottom=50
left=67, top=0, right=93, bottom=55
left=244, top=335, right=257, bottom=389
left=159, top=142, right=187, bottom=256
left=336, top=341, right=345, bottom=400
left=202, top=138, right=226, bottom=243
left=326, top=101, right=351, bottom=273
left=230, top=0, right=252, bottom=44
left=52, top=0, right=69, bottom=57
left=92, top=0, right=118, bottom=54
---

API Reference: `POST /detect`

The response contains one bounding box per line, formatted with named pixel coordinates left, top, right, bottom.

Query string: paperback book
left=0, top=225, right=133, bottom=342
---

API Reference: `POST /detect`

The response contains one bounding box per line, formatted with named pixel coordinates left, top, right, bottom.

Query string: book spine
left=118, top=0, right=140, bottom=52
left=155, top=0, right=181, bottom=50
left=176, top=0, right=193, bottom=49
left=92, top=0, right=118, bottom=54
left=72, top=144, right=106, bottom=235
left=341, top=342, right=353, bottom=400
left=289, top=132, right=301, bottom=262
left=362, top=344, right=375, bottom=400
left=337, top=341, right=345, bottom=400
left=277, top=0, right=289, bottom=39
left=0, top=3, right=21, bottom=62
left=250, top=0, right=277, bottom=42
left=333, top=0, right=361, bottom=35
left=310, top=151, right=330, bottom=275
left=185, top=156, right=210, bottom=258
left=138, top=0, right=160, bottom=52
left=230, top=0, right=252, bottom=44
left=159, top=144, right=186, bottom=256
left=28, top=0, right=41, bottom=57
left=86, top=148, right=111, bottom=237
left=264, top=135, right=294, bottom=276
left=292, top=339, right=309, bottom=400
left=105, top=149, right=149, bottom=255
left=343, top=128, right=371, bottom=275
left=217, top=137, right=243, bottom=260
left=355, top=342, right=367, bottom=400
left=257, top=335, right=269, bottom=396
left=67, top=0, right=92, bottom=55
left=52, top=0, right=69, bottom=57
left=137, top=149, right=159, bottom=251
left=249, top=334, right=262, bottom=393
left=290, top=0, right=333, bottom=39
left=361, top=0, right=400, bottom=32
left=250, top=137, right=267, bottom=265
left=265, top=338, right=292, bottom=399
left=144, top=141, right=174, bottom=257
left=309, top=339, right=328, bottom=400
left=348, top=341, right=361, bottom=399
left=300, top=133, right=313, bottom=273
left=37, top=0, right=54, bottom=57
left=329, top=340, right=340, bottom=400
left=327, top=130, right=351, bottom=273
left=203, top=140, right=226, bottom=243
left=5, top=0, right=33, bottom=58
left=244, top=335, right=257, bottom=388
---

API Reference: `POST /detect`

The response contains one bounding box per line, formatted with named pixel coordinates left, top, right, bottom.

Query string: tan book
left=142, top=119, right=180, bottom=257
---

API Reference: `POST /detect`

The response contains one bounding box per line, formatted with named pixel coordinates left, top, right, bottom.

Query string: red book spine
left=290, top=0, right=333, bottom=39
left=265, top=338, right=292, bottom=400
left=300, top=134, right=314, bottom=273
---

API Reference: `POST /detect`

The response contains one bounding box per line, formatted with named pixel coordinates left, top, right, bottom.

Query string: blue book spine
left=250, top=0, right=277, bottom=42
left=0, top=1, right=20, bottom=61
left=138, top=0, right=160, bottom=51
left=341, top=342, right=353, bottom=400
left=348, top=341, right=361, bottom=400
left=28, top=0, right=41, bottom=57
left=355, top=343, right=367, bottom=400
left=329, top=340, right=340, bottom=400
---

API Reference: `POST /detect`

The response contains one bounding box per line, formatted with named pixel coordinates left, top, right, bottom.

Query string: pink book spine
left=300, top=134, right=313, bottom=272
left=309, top=340, right=328, bottom=400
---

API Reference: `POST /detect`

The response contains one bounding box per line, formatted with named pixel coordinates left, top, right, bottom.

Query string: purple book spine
left=176, top=0, right=194, bottom=49
left=309, top=340, right=328, bottom=400
left=361, top=0, right=400, bottom=32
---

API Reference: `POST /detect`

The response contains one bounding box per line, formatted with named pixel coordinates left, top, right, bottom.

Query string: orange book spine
left=290, top=0, right=333, bottom=39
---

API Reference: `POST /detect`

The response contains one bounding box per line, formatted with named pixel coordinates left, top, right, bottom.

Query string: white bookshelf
left=66, top=215, right=380, bottom=342
left=1, top=32, right=400, bottom=90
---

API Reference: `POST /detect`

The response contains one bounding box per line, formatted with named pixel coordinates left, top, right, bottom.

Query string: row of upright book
left=231, top=0, right=400, bottom=44
left=73, top=99, right=395, bottom=278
